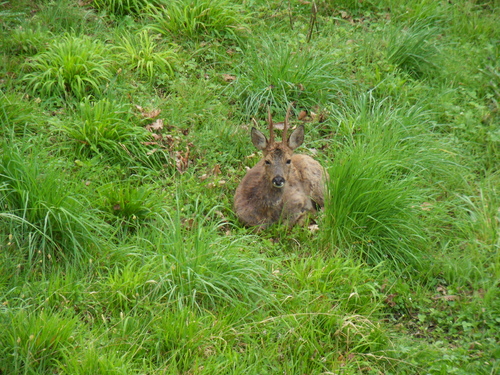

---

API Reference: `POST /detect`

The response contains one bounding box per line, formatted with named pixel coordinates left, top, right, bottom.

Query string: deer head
left=250, top=106, right=304, bottom=189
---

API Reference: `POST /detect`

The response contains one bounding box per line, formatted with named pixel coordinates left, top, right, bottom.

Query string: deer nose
left=272, top=176, right=285, bottom=188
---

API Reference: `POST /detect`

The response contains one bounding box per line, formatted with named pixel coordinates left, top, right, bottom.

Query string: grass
left=115, top=29, right=178, bottom=81
left=230, top=37, right=347, bottom=116
left=0, top=0, right=499, bottom=373
left=22, top=34, right=113, bottom=101
left=149, top=0, right=250, bottom=40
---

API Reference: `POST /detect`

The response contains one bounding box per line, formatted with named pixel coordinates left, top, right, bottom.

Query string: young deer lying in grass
left=234, top=107, right=327, bottom=228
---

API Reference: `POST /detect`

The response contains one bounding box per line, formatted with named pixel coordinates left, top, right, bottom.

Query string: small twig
left=306, top=1, right=318, bottom=43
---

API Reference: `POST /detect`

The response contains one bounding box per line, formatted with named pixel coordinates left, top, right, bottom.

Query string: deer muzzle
left=272, top=176, right=285, bottom=188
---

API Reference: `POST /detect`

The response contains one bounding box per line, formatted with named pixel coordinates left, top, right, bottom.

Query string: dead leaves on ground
left=138, top=105, right=193, bottom=173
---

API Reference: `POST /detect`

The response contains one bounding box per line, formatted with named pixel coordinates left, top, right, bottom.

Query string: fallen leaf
left=385, top=293, right=398, bottom=307
left=146, top=119, right=164, bottom=132
left=151, top=133, right=162, bottom=141
left=436, top=285, right=447, bottom=294
left=175, top=147, right=190, bottom=173
left=143, top=109, right=161, bottom=118
left=213, top=164, right=221, bottom=175
left=298, top=110, right=308, bottom=120
left=420, top=202, right=433, bottom=211
left=113, top=204, right=121, bottom=211
left=222, top=73, right=236, bottom=82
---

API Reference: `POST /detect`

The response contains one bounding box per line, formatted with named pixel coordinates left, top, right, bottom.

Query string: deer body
left=234, top=108, right=327, bottom=228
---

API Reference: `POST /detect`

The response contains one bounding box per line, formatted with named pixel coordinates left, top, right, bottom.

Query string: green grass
left=149, top=0, right=250, bottom=40
left=0, top=0, right=499, bottom=373
left=115, top=29, right=178, bottom=81
left=22, top=34, right=113, bottom=102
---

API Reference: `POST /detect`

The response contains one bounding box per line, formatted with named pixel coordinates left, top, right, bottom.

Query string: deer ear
left=288, top=125, right=304, bottom=150
left=251, top=128, right=268, bottom=150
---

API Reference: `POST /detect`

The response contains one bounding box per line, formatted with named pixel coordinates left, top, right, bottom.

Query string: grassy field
left=0, top=0, right=499, bottom=373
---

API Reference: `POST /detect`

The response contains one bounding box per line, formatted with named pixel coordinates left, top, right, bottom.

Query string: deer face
left=251, top=125, right=304, bottom=189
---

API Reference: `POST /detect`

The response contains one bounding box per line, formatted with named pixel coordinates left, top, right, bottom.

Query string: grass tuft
left=115, top=29, right=178, bottom=81
left=231, top=38, right=346, bottom=116
left=149, top=0, right=249, bottom=40
left=0, top=309, right=77, bottom=375
left=0, top=143, right=108, bottom=262
left=386, top=21, right=441, bottom=79
left=23, top=34, right=113, bottom=101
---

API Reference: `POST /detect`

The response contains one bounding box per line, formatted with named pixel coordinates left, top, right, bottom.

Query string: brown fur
left=234, top=108, right=328, bottom=228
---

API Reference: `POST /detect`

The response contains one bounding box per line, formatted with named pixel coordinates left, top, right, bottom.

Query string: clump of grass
left=0, top=143, right=107, bottom=261
left=92, top=0, right=159, bottom=16
left=34, top=0, right=100, bottom=34
left=0, top=23, right=49, bottom=56
left=0, top=91, right=41, bottom=137
left=98, top=182, right=158, bottom=225
left=317, top=95, right=452, bottom=267
left=60, top=345, right=130, bottom=374
left=0, top=309, right=78, bottom=374
left=149, top=0, right=249, bottom=40
left=23, top=34, right=113, bottom=101
left=115, top=30, right=178, bottom=81
left=150, top=307, right=212, bottom=372
left=230, top=38, right=346, bottom=116
left=63, top=98, right=169, bottom=168
left=64, top=98, right=146, bottom=155
left=322, top=148, right=425, bottom=267
left=101, top=200, right=272, bottom=312
left=319, top=0, right=381, bottom=13
left=386, top=20, right=441, bottom=79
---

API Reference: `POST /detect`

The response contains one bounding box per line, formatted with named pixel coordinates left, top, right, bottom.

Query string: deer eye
left=286, top=159, right=292, bottom=164
left=265, top=160, right=271, bottom=165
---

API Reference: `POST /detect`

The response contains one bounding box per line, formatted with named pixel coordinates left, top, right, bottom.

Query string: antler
left=283, top=103, right=292, bottom=144
left=267, top=106, right=275, bottom=144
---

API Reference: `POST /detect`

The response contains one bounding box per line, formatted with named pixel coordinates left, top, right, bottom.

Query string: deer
left=234, top=106, right=328, bottom=229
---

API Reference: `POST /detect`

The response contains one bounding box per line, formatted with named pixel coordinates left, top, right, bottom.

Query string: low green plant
left=386, top=20, right=441, bottom=78
left=62, top=98, right=169, bottom=168
left=101, top=200, right=272, bottom=312
left=0, top=91, right=40, bottom=136
left=23, top=34, right=113, bottom=101
left=319, top=0, right=381, bottom=13
left=64, top=98, right=145, bottom=153
left=0, top=143, right=107, bottom=261
left=60, top=345, right=130, bottom=374
left=321, top=148, right=425, bottom=267
left=316, top=94, right=455, bottom=267
left=115, top=30, right=177, bottom=81
left=98, top=182, right=158, bottom=224
left=149, top=308, right=212, bottom=371
left=230, top=38, right=346, bottom=116
left=0, top=23, right=49, bottom=56
left=92, top=0, right=158, bottom=16
left=0, top=309, right=78, bottom=374
left=149, top=0, right=249, bottom=40
left=34, top=0, right=99, bottom=34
